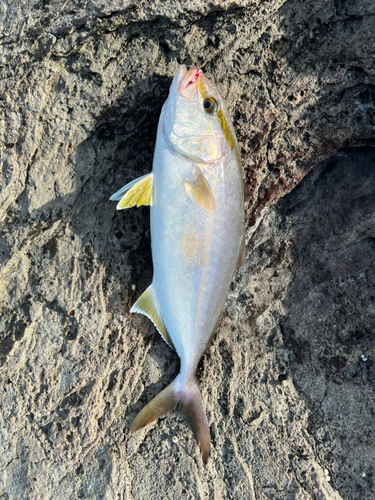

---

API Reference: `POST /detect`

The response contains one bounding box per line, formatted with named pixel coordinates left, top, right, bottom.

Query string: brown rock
left=0, top=1, right=374, bottom=498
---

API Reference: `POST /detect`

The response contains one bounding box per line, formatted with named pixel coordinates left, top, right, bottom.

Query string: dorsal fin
left=184, top=166, right=215, bottom=213
left=110, top=173, right=153, bottom=209
left=130, top=285, right=175, bottom=350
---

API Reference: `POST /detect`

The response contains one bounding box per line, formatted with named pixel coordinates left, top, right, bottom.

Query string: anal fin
left=110, top=173, right=153, bottom=209
left=130, top=285, right=175, bottom=350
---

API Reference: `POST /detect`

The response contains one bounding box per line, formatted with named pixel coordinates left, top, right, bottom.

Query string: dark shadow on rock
left=276, top=147, right=375, bottom=499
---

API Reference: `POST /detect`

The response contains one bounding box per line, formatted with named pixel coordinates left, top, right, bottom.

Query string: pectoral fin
left=110, top=173, right=153, bottom=209
left=184, top=166, right=215, bottom=213
left=130, top=285, right=175, bottom=350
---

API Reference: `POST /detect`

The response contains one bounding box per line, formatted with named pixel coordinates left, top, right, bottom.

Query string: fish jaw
left=180, top=67, right=201, bottom=90
left=169, top=64, right=187, bottom=94
left=179, top=67, right=202, bottom=100
left=161, top=65, right=234, bottom=164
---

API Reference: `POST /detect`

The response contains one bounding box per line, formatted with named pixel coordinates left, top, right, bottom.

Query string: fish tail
left=130, top=375, right=210, bottom=462
left=180, top=377, right=211, bottom=463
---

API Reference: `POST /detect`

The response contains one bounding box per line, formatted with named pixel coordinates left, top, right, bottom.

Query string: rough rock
left=0, top=0, right=374, bottom=499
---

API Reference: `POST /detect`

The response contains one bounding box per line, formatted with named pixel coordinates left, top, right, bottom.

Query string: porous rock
left=0, top=1, right=374, bottom=499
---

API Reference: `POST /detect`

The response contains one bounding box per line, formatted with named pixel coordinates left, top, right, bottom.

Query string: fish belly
left=151, top=133, right=243, bottom=380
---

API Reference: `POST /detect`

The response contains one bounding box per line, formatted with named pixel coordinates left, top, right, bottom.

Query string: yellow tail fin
left=131, top=375, right=210, bottom=462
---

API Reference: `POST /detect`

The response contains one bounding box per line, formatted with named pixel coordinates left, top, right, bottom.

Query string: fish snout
left=179, top=67, right=202, bottom=100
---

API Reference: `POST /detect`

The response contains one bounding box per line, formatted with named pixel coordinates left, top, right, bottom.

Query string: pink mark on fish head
left=181, top=68, right=202, bottom=90
left=179, top=67, right=203, bottom=99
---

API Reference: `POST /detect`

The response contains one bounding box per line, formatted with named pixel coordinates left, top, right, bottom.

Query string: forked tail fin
left=130, top=375, right=210, bottom=462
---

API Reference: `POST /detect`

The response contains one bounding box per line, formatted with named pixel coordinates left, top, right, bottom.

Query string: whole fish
left=111, top=65, right=244, bottom=462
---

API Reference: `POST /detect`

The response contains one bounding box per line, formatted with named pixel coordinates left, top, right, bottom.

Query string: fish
left=110, top=65, right=245, bottom=462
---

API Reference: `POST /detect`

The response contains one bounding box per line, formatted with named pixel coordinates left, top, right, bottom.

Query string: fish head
left=161, top=65, right=237, bottom=164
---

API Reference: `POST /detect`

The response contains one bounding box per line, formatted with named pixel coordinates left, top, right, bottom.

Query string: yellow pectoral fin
left=111, top=173, right=153, bottom=210
left=130, top=285, right=175, bottom=350
left=184, top=166, right=215, bottom=213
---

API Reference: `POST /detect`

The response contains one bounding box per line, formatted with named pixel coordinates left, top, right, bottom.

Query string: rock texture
left=0, top=0, right=374, bottom=499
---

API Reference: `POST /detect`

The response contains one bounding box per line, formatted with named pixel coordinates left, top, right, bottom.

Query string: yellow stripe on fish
left=217, top=109, right=234, bottom=149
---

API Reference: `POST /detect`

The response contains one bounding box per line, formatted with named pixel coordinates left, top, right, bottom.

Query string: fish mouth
left=180, top=67, right=201, bottom=90
left=179, top=67, right=202, bottom=99
left=168, top=65, right=204, bottom=99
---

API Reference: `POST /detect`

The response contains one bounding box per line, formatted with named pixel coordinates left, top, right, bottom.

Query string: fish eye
left=203, top=97, right=218, bottom=114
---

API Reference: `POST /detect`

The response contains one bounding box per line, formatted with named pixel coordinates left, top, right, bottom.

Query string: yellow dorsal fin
left=130, top=285, right=175, bottom=350
left=184, top=166, right=215, bottom=213
left=110, top=173, right=153, bottom=209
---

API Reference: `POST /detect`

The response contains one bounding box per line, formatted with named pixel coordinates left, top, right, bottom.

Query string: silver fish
left=111, top=65, right=244, bottom=462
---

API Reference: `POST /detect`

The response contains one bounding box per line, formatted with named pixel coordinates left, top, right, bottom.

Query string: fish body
left=111, top=66, right=244, bottom=461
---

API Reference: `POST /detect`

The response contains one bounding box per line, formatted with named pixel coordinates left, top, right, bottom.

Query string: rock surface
left=0, top=0, right=374, bottom=499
